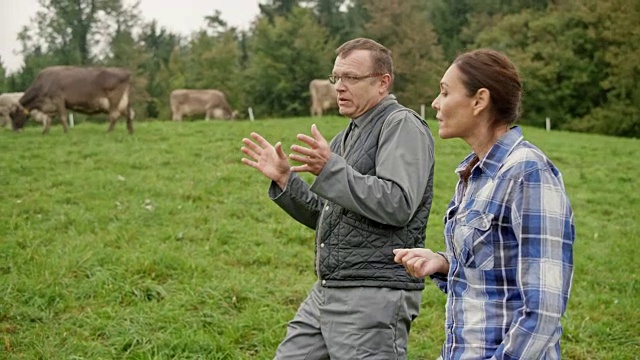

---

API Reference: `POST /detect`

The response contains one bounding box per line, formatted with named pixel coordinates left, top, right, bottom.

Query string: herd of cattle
left=0, top=65, right=339, bottom=134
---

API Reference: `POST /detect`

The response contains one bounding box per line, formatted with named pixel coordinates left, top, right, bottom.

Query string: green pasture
left=1, top=118, right=638, bottom=359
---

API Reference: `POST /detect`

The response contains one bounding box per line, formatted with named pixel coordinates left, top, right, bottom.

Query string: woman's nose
left=431, top=96, right=439, bottom=110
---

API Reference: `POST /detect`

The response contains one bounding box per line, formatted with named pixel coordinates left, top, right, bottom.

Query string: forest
left=1, top=0, right=638, bottom=137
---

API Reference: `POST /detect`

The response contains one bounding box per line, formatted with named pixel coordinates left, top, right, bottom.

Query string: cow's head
left=212, top=108, right=239, bottom=120
left=9, top=105, right=29, bottom=131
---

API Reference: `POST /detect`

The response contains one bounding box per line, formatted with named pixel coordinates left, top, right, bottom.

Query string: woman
left=394, top=49, right=575, bottom=359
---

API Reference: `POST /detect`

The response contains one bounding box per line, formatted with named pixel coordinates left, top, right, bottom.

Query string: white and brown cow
left=0, top=92, right=48, bottom=127
left=170, top=89, right=237, bottom=121
left=309, top=79, right=337, bottom=117
left=9, top=66, right=135, bottom=134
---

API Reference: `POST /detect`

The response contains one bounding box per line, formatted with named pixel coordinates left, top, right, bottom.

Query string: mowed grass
left=0, top=118, right=638, bottom=359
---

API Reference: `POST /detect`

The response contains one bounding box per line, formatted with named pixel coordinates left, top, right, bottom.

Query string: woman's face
left=431, top=64, right=478, bottom=140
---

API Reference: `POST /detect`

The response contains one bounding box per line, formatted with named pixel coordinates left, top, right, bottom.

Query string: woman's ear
left=473, top=88, right=490, bottom=116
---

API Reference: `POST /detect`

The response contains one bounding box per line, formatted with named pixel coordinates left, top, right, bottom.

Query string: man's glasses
left=328, top=73, right=384, bottom=85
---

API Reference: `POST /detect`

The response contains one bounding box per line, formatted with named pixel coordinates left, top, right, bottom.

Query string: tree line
left=0, top=0, right=638, bottom=137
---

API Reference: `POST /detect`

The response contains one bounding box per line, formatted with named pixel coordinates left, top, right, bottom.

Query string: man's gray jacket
left=269, top=95, right=434, bottom=290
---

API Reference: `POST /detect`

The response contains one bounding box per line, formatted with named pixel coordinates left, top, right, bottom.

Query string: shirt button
left=322, top=280, right=326, bottom=285
left=325, top=206, right=330, bottom=211
left=320, top=243, right=325, bottom=248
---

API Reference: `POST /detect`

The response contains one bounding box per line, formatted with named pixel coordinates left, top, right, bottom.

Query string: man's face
left=331, top=50, right=387, bottom=119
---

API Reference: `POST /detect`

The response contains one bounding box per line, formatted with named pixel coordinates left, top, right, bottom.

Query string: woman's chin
left=438, top=129, right=453, bottom=139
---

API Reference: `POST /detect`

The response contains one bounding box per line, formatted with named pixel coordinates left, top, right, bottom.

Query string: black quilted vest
left=317, top=101, right=433, bottom=290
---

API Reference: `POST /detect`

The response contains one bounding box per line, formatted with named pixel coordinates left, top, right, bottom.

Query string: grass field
left=1, top=118, right=638, bottom=359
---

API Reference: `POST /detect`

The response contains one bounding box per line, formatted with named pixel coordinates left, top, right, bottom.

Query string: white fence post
left=248, top=107, right=255, bottom=121
left=69, top=113, right=74, bottom=127
left=545, top=117, right=551, bottom=132
left=420, top=104, right=425, bottom=119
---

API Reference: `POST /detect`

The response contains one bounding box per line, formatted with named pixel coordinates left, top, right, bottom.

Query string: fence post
left=69, top=113, right=74, bottom=127
left=545, top=117, right=551, bottom=132
left=248, top=107, right=255, bottom=121
left=420, top=104, right=425, bottom=119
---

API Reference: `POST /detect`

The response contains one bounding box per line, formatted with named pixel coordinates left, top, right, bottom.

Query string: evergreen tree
left=245, top=6, right=336, bottom=117
left=0, top=57, right=6, bottom=93
left=362, top=0, right=445, bottom=112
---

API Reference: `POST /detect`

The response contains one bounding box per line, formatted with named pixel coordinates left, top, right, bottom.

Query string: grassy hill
left=1, top=119, right=638, bottom=359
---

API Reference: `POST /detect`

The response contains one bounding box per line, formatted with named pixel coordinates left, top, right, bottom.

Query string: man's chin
left=338, top=108, right=353, bottom=118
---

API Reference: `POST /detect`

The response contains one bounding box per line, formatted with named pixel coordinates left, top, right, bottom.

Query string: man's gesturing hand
left=289, top=124, right=332, bottom=176
left=241, top=132, right=291, bottom=189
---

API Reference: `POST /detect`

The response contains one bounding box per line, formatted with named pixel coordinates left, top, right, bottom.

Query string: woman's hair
left=455, top=49, right=522, bottom=184
left=453, top=49, right=522, bottom=126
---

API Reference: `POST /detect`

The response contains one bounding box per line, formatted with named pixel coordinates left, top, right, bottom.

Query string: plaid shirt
left=432, top=126, right=575, bottom=359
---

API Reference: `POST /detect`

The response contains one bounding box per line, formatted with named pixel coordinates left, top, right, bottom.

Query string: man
left=241, top=38, right=435, bottom=359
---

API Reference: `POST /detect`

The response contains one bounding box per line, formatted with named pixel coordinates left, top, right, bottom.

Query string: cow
left=169, top=89, right=237, bottom=121
left=309, top=79, right=337, bottom=117
left=0, top=92, right=47, bottom=127
left=9, top=66, right=135, bottom=134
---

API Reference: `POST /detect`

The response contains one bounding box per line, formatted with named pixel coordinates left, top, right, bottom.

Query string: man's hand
left=241, top=132, right=291, bottom=189
left=289, top=124, right=332, bottom=176
left=393, top=248, right=449, bottom=279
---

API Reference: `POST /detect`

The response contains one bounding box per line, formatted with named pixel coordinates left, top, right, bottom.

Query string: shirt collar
left=455, top=126, right=524, bottom=178
left=352, top=94, right=397, bottom=128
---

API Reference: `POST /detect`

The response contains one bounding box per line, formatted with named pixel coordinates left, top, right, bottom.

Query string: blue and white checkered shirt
left=432, top=126, right=575, bottom=359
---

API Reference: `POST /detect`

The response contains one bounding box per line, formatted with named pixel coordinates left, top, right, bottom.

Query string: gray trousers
left=274, top=281, right=422, bottom=360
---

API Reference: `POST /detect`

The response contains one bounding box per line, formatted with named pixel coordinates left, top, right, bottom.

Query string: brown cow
left=9, top=66, right=135, bottom=134
left=170, top=89, right=237, bottom=121
left=0, top=92, right=48, bottom=127
left=309, top=79, right=337, bottom=117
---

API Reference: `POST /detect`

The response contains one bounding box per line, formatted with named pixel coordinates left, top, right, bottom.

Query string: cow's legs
left=56, top=103, right=69, bottom=133
left=107, top=110, right=119, bottom=132
left=126, top=107, right=134, bottom=134
left=311, top=104, right=322, bottom=117
left=41, top=115, right=52, bottom=134
left=205, top=109, right=212, bottom=121
left=172, top=112, right=182, bottom=121
left=1, top=113, right=9, bottom=127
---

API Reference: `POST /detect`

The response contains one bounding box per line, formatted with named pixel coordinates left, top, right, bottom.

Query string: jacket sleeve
left=311, top=110, right=434, bottom=226
left=269, top=172, right=324, bottom=230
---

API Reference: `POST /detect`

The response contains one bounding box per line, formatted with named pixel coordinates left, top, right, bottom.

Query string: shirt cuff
left=429, top=251, right=450, bottom=292
left=268, top=172, right=296, bottom=200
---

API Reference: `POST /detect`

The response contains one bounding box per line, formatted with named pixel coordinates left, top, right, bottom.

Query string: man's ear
left=379, top=74, right=392, bottom=94
left=473, top=88, right=490, bottom=116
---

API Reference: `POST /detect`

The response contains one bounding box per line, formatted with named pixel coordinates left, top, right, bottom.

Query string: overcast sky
left=0, top=0, right=262, bottom=74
